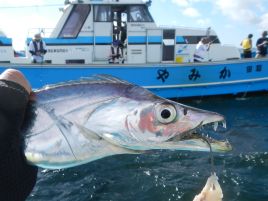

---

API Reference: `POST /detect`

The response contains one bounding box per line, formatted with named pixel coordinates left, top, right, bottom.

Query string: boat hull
left=1, top=58, right=268, bottom=98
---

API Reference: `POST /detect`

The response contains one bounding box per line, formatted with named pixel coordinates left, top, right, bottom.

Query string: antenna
left=146, top=0, right=152, bottom=7
left=64, top=0, right=70, bottom=5
left=206, top=27, right=211, bottom=38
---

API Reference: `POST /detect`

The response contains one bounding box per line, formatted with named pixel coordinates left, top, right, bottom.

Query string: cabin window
left=59, top=4, right=91, bottom=38
left=94, top=5, right=112, bottom=22
left=183, top=36, right=220, bottom=44
left=129, top=5, right=153, bottom=22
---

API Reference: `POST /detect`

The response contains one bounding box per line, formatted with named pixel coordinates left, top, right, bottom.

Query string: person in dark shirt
left=0, top=69, right=38, bottom=201
left=255, top=31, right=268, bottom=58
left=29, top=33, right=47, bottom=63
left=109, top=40, right=121, bottom=64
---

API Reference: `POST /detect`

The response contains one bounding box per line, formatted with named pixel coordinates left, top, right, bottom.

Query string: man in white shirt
left=193, top=37, right=212, bottom=62
left=28, top=33, right=47, bottom=63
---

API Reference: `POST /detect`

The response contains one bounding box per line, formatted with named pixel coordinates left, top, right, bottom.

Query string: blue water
left=27, top=94, right=268, bottom=201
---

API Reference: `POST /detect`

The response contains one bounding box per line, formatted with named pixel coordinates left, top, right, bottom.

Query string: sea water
left=27, top=94, right=268, bottom=201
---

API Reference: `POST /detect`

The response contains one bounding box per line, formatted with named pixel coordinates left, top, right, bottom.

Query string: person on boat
left=240, top=34, right=253, bottom=58
left=0, top=69, right=38, bottom=201
left=120, top=22, right=127, bottom=45
left=193, top=37, right=212, bottom=62
left=255, top=31, right=268, bottom=58
left=109, top=40, right=121, bottom=64
left=29, top=33, right=47, bottom=63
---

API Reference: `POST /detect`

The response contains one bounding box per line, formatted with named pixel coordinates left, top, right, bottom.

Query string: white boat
left=0, top=0, right=267, bottom=98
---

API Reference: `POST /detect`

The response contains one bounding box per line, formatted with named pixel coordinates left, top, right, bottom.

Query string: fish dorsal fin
left=35, top=74, right=131, bottom=92
left=83, top=74, right=131, bottom=84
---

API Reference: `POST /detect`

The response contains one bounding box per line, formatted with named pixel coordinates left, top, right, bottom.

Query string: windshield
left=129, top=5, right=154, bottom=22
left=59, top=4, right=91, bottom=38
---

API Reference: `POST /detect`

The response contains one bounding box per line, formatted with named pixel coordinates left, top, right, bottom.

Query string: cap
left=34, top=33, right=41, bottom=40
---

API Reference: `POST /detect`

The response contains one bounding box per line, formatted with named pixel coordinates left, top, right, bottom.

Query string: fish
left=23, top=75, right=232, bottom=169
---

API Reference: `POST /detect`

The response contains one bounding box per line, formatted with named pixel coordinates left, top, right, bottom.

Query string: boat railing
left=27, top=28, right=55, bottom=39
left=158, top=25, right=209, bottom=31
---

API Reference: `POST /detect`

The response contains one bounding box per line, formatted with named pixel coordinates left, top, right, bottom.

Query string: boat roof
left=69, top=0, right=149, bottom=5
left=0, top=30, right=6, bottom=37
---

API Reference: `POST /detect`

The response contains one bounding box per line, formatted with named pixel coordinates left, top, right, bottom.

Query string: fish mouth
left=168, top=120, right=232, bottom=152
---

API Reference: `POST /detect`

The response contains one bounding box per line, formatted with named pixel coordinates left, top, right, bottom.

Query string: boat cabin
left=0, top=0, right=241, bottom=64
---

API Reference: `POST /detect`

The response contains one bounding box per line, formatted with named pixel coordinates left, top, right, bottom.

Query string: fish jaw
left=165, top=104, right=232, bottom=152
left=163, top=133, right=232, bottom=153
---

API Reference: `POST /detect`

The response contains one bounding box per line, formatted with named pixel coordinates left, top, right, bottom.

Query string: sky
left=0, top=0, right=267, bottom=50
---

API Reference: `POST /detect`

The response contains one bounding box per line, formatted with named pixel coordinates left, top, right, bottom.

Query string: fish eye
left=155, top=103, right=177, bottom=124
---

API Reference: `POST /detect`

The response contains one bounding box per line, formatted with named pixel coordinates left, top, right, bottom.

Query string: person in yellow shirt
left=240, top=34, right=253, bottom=58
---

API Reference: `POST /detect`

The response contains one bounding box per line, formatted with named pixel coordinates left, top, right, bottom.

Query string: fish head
left=123, top=98, right=231, bottom=152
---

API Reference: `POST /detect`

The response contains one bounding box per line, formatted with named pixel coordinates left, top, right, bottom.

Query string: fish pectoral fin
left=55, top=115, right=102, bottom=141
left=101, top=133, right=140, bottom=150
left=41, top=104, right=103, bottom=143
left=52, top=116, right=79, bottom=159
left=75, top=124, right=102, bottom=141
left=102, top=133, right=121, bottom=146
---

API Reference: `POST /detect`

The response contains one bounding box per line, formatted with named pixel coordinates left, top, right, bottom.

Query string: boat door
left=111, top=6, right=128, bottom=62
left=162, top=29, right=175, bottom=62
left=93, top=5, right=127, bottom=62
left=93, top=5, right=113, bottom=62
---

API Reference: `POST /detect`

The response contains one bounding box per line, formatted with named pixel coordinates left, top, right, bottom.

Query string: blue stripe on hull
left=0, top=37, right=12, bottom=46
left=1, top=59, right=268, bottom=98
left=128, top=36, right=147, bottom=44
left=94, top=36, right=113, bottom=44
left=148, top=36, right=162, bottom=44
left=25, top=36, right=186, bottom=46
left=151, top=79, right=268, bottom=98
left=27, top=36, right=113, bottom=45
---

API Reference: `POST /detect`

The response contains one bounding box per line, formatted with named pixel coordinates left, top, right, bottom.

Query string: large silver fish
left=24, top=75, right=231, bottom=169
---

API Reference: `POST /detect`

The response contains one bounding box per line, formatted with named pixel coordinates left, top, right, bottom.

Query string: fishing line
left=201, top=134, right=215, bottom=175
left=201, top=135, right=218, bottom=191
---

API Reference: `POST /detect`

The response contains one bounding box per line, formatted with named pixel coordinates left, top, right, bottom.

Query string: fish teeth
left=213, top=122, right=218, bottom=131
left=221, top=120, right=227, bottom=128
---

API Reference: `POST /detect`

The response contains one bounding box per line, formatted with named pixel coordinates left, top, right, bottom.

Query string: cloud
left=214, top=0, right=263, bottom=24
left=213, top=0, right=268, bottom=34
left=182, top=7, right=201, bottom=17
left=172, top=0, right=190, bottom=7
left=215, top=0, right=257, bottom=23
left=172, top=0, right=210, bottom=7
left=196, top=18, right=211, bottom=26
left=171, top=0, right=266, bottom=25
left=0, top=0, right=45, bottom=6
left=171, top=0, right=201, bottom=18
left=259, top=13, right=268, bottom=30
